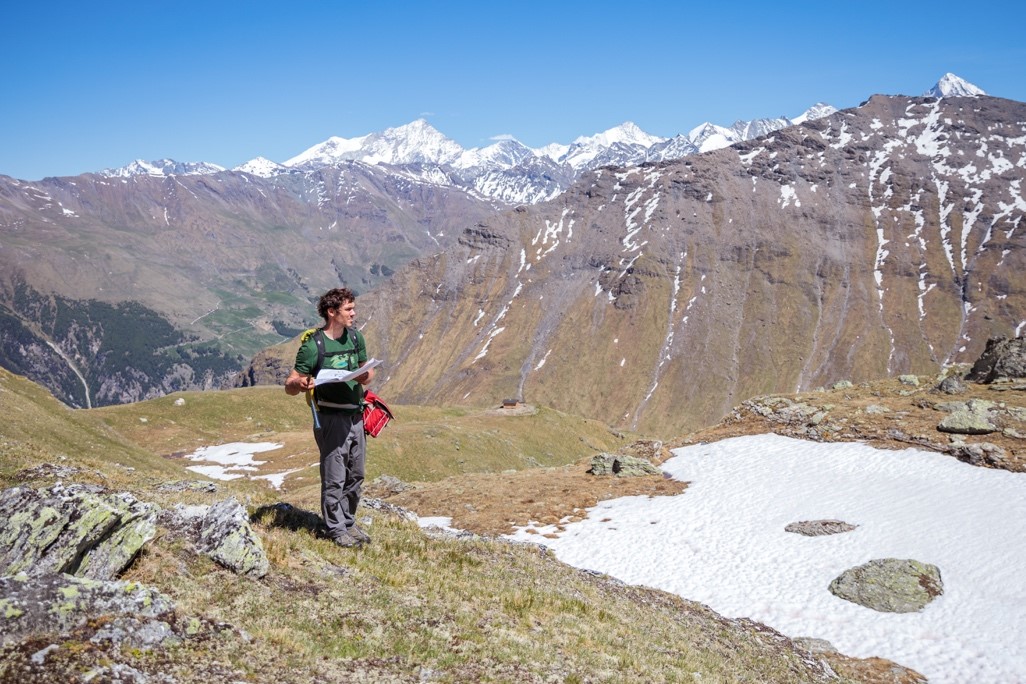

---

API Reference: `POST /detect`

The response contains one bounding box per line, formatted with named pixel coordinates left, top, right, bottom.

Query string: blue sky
left=2, top=0, right=1024, bottom=180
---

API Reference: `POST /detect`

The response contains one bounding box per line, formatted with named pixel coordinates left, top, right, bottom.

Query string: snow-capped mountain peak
left=926, top=73, right=986, bottom=98
left=285, top=119, right=464, bottom=169
left=791, top=102, right=838, bottom=125
left=534, top=141, right=571, bottom=163
left=283, top=134, right=370, bottom=168
left=360, top=118, right=464, bottom=166
left=687, top=122, right=738, bottom=153
left=99, top=159, right=225, bottom=178
left=571, top=121, right=666, bottom=150
left=233, top=157, right=287, bottom=177
left=453, top=138, right=535, bottom=171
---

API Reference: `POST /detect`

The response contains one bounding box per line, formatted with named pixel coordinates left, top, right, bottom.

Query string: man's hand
left=285, top=370, right=315, bottom=395
left=355, top=367, right=376, bottom=386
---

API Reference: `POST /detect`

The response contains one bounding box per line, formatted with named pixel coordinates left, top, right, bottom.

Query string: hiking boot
left=330, top=530, right=361, bottom=548
left=347, top=524, right=371, bottom=544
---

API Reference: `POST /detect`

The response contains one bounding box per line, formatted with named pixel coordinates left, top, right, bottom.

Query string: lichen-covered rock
left=831, top=380, right=854, bottom=390
left=0, top=572, right=175, bottom=646
left=898, top=375, right=920, bottom=386
left=0, top=484, right=157, bottom=580
left=156, top=480, right=218, bottom=493
left=936, top=375, right=968, bottom=395
left=791, top=637, right=837, bottom=654
left=785, top=520, right=858, bottom=536
left=197, top=498, right=269, bottom=578
left=829, top=558, right=943, bottom=613
left=588, top=453, right=662, bottom=477
left=937, top=399, right=998, bottom=435
left=966, top=335, right=1026, bottom=383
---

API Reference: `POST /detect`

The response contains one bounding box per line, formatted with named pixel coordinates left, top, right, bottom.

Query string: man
left=285, top=288, right=375, bottom=548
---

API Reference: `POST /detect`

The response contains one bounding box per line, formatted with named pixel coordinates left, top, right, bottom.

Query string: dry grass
left=378, top=458, right=686, bottom=537
left=120, top=511, right=846, bottom=683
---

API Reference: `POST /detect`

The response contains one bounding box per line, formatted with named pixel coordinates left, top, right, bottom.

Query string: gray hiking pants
left=313, top=411, right=366, bottom=538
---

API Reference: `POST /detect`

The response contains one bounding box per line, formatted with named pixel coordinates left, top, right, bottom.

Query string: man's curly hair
left=317, top=287, right=356, bottom=322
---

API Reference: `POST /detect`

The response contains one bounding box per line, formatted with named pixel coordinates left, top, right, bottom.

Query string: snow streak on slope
left=473, top=248, right=530, bottom=363
left=640, top=251, right=688, bottom=415
left=867, top=135, right=902, bottom=373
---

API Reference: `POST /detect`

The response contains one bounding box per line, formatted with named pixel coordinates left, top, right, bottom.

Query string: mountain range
left=99, top=106, right=841, bottom=207
left=3, top=73, right=1023, bottom=437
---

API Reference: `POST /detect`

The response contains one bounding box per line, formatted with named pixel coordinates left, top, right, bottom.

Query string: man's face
left=329, top=301, right=356, bottom=327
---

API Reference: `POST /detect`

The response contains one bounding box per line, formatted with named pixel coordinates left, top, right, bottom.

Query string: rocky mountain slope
left=348, top=92, right=1026, bottom=436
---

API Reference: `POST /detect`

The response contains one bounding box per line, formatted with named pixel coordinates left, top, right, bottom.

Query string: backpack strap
left=312, top=330, right=327, bottom=376
left=310, top=328, right=364, bottom=404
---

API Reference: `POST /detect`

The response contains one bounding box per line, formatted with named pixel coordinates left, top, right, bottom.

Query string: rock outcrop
left=966, top=335, right=1026, bottom=383
left=197, top=498, right=270, bottom=578
left=0, top=572, right=176, bottom=646
left=829, top=558, right=943, bottom=613
left=588, top=453, right=663, bottom=477
left=0, top=484, right=157, bottom=580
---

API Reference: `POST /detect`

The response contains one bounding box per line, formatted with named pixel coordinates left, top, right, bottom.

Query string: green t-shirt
left=294, top=328, right=368, bottom=412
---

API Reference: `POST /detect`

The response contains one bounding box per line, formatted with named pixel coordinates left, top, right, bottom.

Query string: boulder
left=197, top=498, right=269, bottom=578
left=937, top=399, right=998, bottom=435
left=935, top=375, right=968, bottom=395
left=0, top=484, right=157, bottom=580
left=966, top=335, right=1026, bottom=383
left=829, top=558, right=943, bottom=613
left=0, top=572, right=175, bottom=646
left=588, top=453, right=662, bottom=477
left=785, top=520, right=858, bottom=536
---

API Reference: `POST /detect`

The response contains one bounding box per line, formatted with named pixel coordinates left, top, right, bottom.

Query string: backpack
left=300, top=328, right=394, bottom=436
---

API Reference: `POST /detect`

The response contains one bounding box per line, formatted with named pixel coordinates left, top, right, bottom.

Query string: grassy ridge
left=89, top=387, right=633, bottom=486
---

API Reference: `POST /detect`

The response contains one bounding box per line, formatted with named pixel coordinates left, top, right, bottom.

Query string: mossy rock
left=829, top=558, right=943, bottom=613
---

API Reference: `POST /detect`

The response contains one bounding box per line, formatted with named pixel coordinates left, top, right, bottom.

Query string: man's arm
left=285, top=369, right=315, bottom=396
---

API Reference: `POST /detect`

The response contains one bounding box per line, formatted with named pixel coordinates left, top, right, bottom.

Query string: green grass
left=89, top=387, right=633, bottom=485
left=0, top=368, right=184, bottom=489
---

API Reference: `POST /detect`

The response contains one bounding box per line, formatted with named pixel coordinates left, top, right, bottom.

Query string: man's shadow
left=251, top=502, right=327, bottom=537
